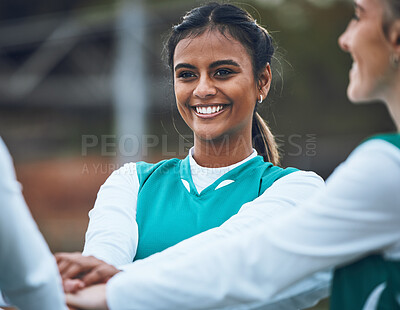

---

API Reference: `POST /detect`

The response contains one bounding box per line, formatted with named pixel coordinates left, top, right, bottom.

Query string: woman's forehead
left=356, top=0, right=385, bottom=12
left=173, top=31, right=250, bottom=64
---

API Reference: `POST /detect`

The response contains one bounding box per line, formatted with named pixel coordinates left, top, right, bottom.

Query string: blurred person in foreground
left=65, top=0, right=400, bottom=309
left=0, top=138, right=67, bottom=309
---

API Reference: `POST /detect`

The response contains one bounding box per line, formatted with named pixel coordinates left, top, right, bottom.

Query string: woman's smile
left=338, top=0, right=393, bottom=103
left=192, top=104, right=231, bottom=118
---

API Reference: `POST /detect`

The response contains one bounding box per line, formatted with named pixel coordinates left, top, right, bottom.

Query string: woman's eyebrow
left=354, top=1, right=364, bottom=12
left=174, top=60, right=240, bottom=72
left=209, top=60, right=240, bottom=69
left=174, top=63, right=196, bottom=71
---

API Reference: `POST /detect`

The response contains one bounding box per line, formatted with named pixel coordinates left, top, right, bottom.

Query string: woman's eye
left=178, top=72, right=196, bottom=79
left=352, top=12, right=360, bottom=21
left=215, top=69, right=232, bottom=77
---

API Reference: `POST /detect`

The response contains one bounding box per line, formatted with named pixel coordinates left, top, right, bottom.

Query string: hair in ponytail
left=252, top=112, right=280, bottom=165
left=165, top=2, right=280, bottom=164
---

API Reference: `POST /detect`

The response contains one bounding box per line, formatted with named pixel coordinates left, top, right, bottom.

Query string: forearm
left=4, top=270, right=66, bottom=310
left=106, top=143, right=400, bottom=309
left=0, top=289, right=10, bottom=307
left=107, top=223, right=322, bottom=310
left=0, top=204, right=66, bottom=310
left=0, top=139, right=66, bottom=310
left=107, top=172, right=330, bottom=309
left=120, top=171, right=324, bottom=269
left=83, top=163, right=139, bottom=266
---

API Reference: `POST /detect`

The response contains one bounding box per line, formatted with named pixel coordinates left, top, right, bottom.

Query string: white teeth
left=195, top=105, right=224, bottom=115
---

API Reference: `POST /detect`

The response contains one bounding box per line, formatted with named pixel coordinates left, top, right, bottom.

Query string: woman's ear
left=258, top=63, right=272, bottom=98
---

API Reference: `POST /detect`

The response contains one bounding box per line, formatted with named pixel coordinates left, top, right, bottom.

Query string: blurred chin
left=347, top=85, right=374, bottom=104
left=347, top=73, right=367, bottom=103
left=346, top=84, right=361, bottom=103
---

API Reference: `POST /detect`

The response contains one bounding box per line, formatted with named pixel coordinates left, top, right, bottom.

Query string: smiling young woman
left=58, top=3, right=330, bottom=310
left=339, top=0, right=400, bottom=129
left=339, top=0, right=394, bottom=103
left=63, top=1, right=399, bottom=309
left=80, top=1, right=398, bottom=309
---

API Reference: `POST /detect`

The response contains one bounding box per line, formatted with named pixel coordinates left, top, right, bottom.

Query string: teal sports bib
left=331, top=255, right=400, bottom=310
left=331, top=133, right=400, bottom=310
left=134, top=156, right=297, bottom=260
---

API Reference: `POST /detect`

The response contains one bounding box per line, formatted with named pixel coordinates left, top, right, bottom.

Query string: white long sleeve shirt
left=83, top=148, right=330, bottom=309
left=104, top=139, right=400, bottom=309
left=0, top=138, right=67, bottom=310
left=83, top=149, right=260, bottom=265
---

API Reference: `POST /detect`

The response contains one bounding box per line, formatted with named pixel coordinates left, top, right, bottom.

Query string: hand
left=55, top=252, right=120, bottom=292
left=63, top=278, right=85, bottom=294
left=66, top=284, right=108, bottom=310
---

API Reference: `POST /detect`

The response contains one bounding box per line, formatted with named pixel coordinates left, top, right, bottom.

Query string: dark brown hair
left=383, top=0, right=400, bottom=36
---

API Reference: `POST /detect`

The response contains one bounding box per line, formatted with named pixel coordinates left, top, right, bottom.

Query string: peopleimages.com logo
left=274, top=134, right=317, bottom=157
left=81, top=133, right=317, bottom=158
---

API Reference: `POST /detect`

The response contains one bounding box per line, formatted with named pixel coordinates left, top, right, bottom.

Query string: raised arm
left=82, top=162, right=139, bottom=266
left=105, top=140, right=400, bottom=309
left=56, top=163, right=139, bottom=290
left=0, top=138, right=67, bottom=310
left=102, top=170, right=330, bottom=309
left=120, top=170, right=325, bottom=264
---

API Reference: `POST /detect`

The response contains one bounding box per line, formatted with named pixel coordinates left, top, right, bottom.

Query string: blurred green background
left=0, top=1, right=395, bottom=308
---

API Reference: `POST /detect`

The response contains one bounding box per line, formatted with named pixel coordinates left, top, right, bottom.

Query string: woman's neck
left=384, top=86, right=400, bottom=132
left=192, top=134, right=253, bottom=168
left=391, top=105, right=400, bottom=132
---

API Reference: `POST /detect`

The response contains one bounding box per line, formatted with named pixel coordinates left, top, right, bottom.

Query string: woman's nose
left=338, top=25, right=350, bottom=52
left=193, top=76, right=217, bottom=98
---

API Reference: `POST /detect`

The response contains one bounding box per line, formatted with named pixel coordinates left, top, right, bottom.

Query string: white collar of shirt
left=188, top=147, right=257, bottom=194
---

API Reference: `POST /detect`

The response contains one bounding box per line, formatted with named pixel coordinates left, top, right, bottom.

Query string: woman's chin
left=195, top=133, right=224, bottom=142
left=347, top=86, right=373, bottom=104
left=347, top=89, right=362, bottom=103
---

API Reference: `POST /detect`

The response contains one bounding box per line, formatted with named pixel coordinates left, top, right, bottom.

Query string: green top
left=366, top=132, right=400, bottom=149
left=331, top=133, right=400, bottom=310
left=134, top=155, right=297, bottom=260
left=331, top=255, right=400, bottom=310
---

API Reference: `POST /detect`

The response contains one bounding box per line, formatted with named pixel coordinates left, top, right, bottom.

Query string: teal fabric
left=330, top=133, right=400, bottom=310
left=331, top=255, right=400, bottom=310
left=134, top=156, right=297, bottom=260
left=366, top=133, right=400, bottom=149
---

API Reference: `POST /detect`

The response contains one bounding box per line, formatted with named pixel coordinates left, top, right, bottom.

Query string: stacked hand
left=55, top=252, right=120, bottom=309
left=65, top=284, right=108, bottom=310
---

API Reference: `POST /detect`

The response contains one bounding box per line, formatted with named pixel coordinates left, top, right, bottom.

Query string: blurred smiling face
left=173, top=30, right=259, bottom=142
left=338, top=0, right=393, bottom=102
